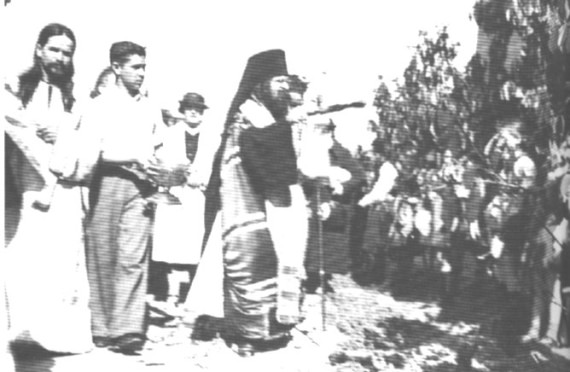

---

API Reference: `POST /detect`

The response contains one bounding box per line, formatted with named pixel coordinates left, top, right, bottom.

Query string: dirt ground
left=10, top=269, right=570, bottom=372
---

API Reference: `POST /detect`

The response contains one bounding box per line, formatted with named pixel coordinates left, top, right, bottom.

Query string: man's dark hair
left=110, top=41, right=146, bottom=65
left=17, top=23, right=76, bottom=111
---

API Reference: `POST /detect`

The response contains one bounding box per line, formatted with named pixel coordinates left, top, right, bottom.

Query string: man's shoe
left=191, top=315, right=223, bottom=341
left=233, top=340, right=256, bottom=357
left=111, top=333, right=146, bottom=355
left=230, top=333, right=291, bottom=357
left=93, top=336, right=113, bottom=348
left=324, top=274, right=335, bottom=293
left=302, top=273, right=320, bottom=294
left=324, top=281, right=335, bottom=294
left=148, top=299, right=178, bottom=319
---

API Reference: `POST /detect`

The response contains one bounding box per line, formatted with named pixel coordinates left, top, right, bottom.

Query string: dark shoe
left=93, top=336, right=113, bottom=348
left=324, top=273, right=335, bottom=293
left=191, top=315, right=223, bottom=341
left=302, top=273, right=320, bottom=294
left=230, top=333, right=291, bottom=357
left=234, top=341, right=256, bottom=357
left=110, top=333, right=146, bottom=355
left=261, top=333, right=291, bottom=351
left=324, top=280, right=335, bottom=294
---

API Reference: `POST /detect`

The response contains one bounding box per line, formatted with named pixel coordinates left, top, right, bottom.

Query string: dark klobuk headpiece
left=224, top=49, right=289, bottom=128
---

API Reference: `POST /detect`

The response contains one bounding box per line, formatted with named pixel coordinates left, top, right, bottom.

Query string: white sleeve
left=2, top=76, right=23, bottom=113
left=75, top=99, right=105, bottom=163
left=191, top=124, right=223, bottom=185
left=2, top=77, right=35, bottom=128
left=2, top=77, right=52, bottom=177
left=514, top=156, right=536, bottom=178
left=152, top=107, right=167, bottom=149
left=359, top=162, right=398, bottom=206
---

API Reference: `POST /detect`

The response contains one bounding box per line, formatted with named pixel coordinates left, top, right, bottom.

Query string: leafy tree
left=469, top=0, right=568, bottom=181
left=373, top=0, right=569, bottom=185
left=373, top=27, right=468, bottom=168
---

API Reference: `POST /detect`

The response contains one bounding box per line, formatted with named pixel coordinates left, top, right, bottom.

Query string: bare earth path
left=11, top=274, right=570, bottom=372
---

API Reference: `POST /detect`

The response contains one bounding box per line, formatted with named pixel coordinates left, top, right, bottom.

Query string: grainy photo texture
left=2, top=0, right=570, bottom=371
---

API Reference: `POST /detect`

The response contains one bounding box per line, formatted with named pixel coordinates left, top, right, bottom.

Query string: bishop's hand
left=36, top=126, right=58, bottom=144
left=317, top=202, right=332, bottom=221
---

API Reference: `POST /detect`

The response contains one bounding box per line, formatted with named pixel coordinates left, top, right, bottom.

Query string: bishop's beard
left=253, top=83, right=290, bottom=121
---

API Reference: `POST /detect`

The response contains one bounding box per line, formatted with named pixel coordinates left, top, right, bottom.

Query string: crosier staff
left=315, top=176, right=327, bottom=331
left=305, top=100, right=366, bottom=331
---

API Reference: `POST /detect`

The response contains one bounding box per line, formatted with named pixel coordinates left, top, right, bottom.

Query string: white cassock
left=3, top=79, right=93, bottom=353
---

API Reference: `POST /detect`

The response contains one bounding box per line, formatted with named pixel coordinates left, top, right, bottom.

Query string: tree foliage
left=374, top=27, right=471, bottom=168
left=373, top=0, right=569, bottom=183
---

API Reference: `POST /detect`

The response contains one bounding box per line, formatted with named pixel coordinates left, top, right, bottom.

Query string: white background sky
left=0, top=0, right=479, bottom=150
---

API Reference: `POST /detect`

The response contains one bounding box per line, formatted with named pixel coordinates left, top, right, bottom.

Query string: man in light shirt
left=512, top=140, right=536, bottom=189
left=83, top=41, right=165, bottom=355
left=355, top=148, right=399, bottom=285
left=358, top=149, right=399, bottom=208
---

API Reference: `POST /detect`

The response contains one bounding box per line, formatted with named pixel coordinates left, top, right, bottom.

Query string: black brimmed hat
left=179, top=92, right=208, bottom=113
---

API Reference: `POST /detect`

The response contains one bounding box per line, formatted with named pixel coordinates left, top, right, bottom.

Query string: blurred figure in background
left=348, top=148, right=375, bottom=272
left=302, top=119, right=366, bottom=294
left=354, top=145, right=399, bottom=285
left=554, top=173, right=570, bottom=346
left=384, top=142, right=422, bottom=296
left=0, top=252, right=15, bottom=372
left=150, top=92, right=210, bottom=314
left=560, top=233, right=570, bottom=347
left=512, top=139, right=537, bottom=189
left=437, top=147, right=466, bottom=299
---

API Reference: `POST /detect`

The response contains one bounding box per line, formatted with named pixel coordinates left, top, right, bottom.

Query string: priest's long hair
left=17, top=23, right=76, bottom=112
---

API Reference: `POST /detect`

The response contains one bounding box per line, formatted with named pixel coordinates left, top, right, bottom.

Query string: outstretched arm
left=359, top=162, right=398, bottom=207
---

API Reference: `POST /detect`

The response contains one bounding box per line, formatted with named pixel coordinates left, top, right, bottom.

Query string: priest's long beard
left=253, top=83, right=290, bottom=121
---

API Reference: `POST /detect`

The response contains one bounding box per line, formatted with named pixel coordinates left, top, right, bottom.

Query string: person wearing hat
left=541, top=173, right=570, bottom=347
left=512, top=139, right=537, bottom=189
left=149, top=92, right=210, bottom=314
left=201, top=49, right=309, bottom=355
left=155, top=92, right=210, bottom=173
left=179, top=92, right=210, bottom=186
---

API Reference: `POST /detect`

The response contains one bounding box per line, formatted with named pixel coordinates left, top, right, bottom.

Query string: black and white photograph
left=1, top=0, right=570, bottom=371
